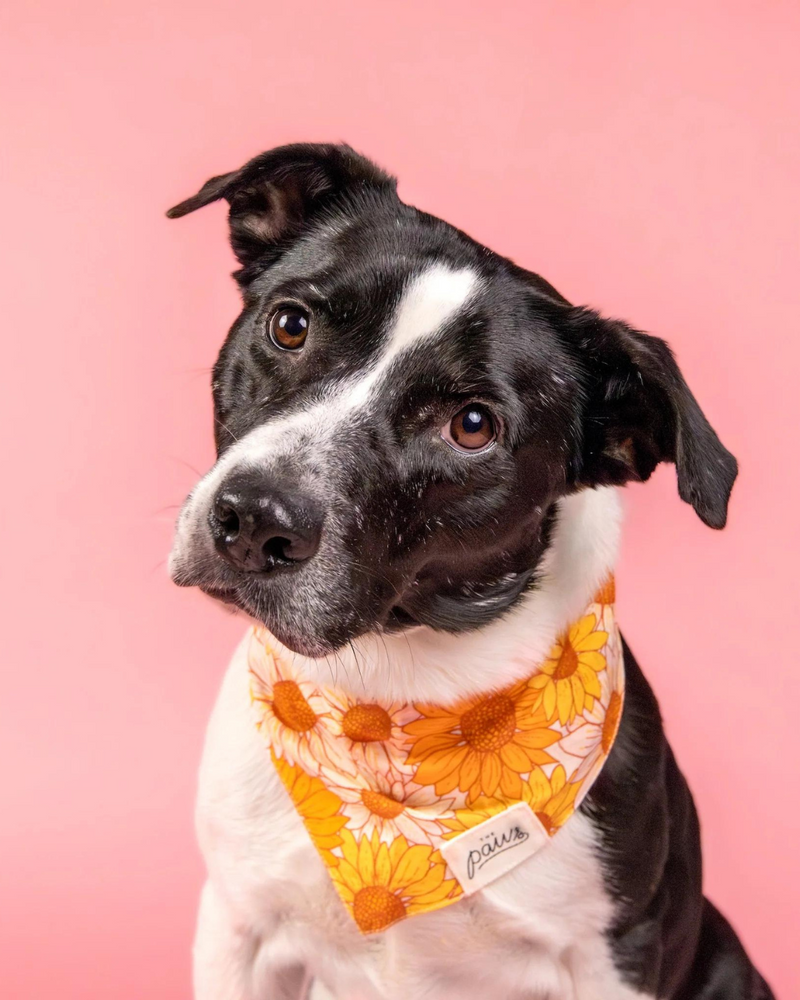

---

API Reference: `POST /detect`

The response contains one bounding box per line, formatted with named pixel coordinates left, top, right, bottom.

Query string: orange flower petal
left=480, top=753, right=502, bottom=798
left=458, top=751, right=481, bottom=793
left=515, top=728, right=560, bottom=750
left=388, top=837, right=408, bottom=872
left=570, top=675, right=585, bottom=716
left=375, top=841, right=392, bottom=887
left=570, top=615, right=596, bottom=644
left=525, top=767, right=551, bottom=810
left=542, top=680, right=557, bottom=721
left=404, top=733, right=460, bottom=762
left=500, top=742, right=534, bottom=773
left=337, top=859, right=363, bottom=894
left=403, top=716, right=458, bottom=738
left=407, top=879, right=460, bottom=908
left=413, top=744, right=467, bottom=784
left=301, top=788, right=344, bottom=820
left=577, top=650, right=607, bottom=671
left=357, top=833, right=375, bottom=884
left=577, top=664, right=602, bottom=698
left=305, top=814, right=348, bottom=837
left=556, top=679, right=573, bottom=725
left=390, top=845, right=433, bottom=891
left=404, top=863, right=445, bottom=898
left=499, top=767, right=522, bottom=799
left=435, top=767, right=464, bottom=796
left=412, top=705, right=461, bottom=721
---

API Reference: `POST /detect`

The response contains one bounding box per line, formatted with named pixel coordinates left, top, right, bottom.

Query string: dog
left=167, top=144, right=773, bottom=1000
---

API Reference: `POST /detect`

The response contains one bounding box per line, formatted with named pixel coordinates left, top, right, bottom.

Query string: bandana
left=248, top=576, right=623, bottom=935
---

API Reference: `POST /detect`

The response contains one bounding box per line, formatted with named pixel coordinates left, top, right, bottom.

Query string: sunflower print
left=320, top=765, right=454, bottom=846
left=249, top=628, right=347, bottom=777
left=521, top=764, right=580, bottom=834
left=557, top=656, right=625, bottom=802
left=441, top=766, right=579, bottom=841
left=271, top=753, right=348, bottom=865
left=529, top=613, right=609, bottom=725
left=329, top=829, right=458, bottom=933
left=248, top=579, right=623, bottom=934
left=403, top=682, right=560, bottom=803
left=322, top=689, right=416, bottom=777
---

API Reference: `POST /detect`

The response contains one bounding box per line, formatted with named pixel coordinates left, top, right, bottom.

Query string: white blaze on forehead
left=345, top=263, right=480, bottom=407
left=186, top=262, right=481, bottom=501
left=388, top=263, right=479, bottom=355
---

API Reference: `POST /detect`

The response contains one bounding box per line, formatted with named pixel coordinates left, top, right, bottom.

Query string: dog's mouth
left=384, top=605, right=420, bottom=632
left=191, top=561, right=530, bottom=650
left=197, top=582, right=241, bottom=606
left=193, top=569, right=424, bottom=653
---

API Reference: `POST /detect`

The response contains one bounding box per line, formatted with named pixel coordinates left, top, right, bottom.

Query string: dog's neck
left=293, top=487, right=622, bottom=704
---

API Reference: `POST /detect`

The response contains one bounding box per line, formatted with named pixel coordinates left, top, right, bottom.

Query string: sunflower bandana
left=248, top=576, right=623, bottom=935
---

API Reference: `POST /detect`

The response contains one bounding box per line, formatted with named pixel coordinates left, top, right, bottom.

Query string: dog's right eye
left=269, top=306, right=310, bottom=351
left=441, top=404, right=497, bottom=453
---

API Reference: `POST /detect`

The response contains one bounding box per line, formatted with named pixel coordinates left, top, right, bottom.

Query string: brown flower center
left=601, top=691, right=623, bottom=754
left=461, top=694, right=517, bottom=752
left=271, top=680, right=317, bottom=732
left=593, top=576, right=616, bottom=605
left=342, top=704, right=392, bottom=742
left=552, top=637, right=579, bottom=680
left=353, top=885, right=406, bottom=933
left=535, top=811, right=557, bottom=836
left=361, top=789, right=405, bottom=820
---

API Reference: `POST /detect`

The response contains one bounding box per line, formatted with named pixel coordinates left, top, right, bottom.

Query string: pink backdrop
left=2, top=2, right=798, bottom=996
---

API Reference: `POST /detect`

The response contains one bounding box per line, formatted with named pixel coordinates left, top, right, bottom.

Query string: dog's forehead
left=216, top=261, right=487, bottom=474
left=346, top=262, right=481, bottom=397
left=253, top=201, right=484, bottom=302
left=255, top=213, right=490, bottom=379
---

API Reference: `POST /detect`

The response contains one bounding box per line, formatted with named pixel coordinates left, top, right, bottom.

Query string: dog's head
left=167, top=143, right=737, bottom=657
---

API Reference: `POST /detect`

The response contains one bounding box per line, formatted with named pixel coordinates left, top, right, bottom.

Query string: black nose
left=209, top=473, right=323, bottom=573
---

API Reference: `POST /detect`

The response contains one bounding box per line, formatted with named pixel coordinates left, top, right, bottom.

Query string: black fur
left=587, top=638, right=774, bottom=998
left=169, top=143, right=769, bottom=996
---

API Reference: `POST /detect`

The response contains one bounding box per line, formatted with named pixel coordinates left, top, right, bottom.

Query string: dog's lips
left=197, top=582, right=240, bottom=605
left=182, top=553, right=423, bottom=653
left=384, top=605, right=421, bottom=632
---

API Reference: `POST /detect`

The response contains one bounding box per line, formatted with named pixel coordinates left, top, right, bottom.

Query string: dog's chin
left=193, top=580, right=374, bottom=658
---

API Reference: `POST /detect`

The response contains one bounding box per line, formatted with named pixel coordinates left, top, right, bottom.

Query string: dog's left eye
left=441, top=404, right=497, bottom=453
left=269, top=306, right=310, bottom=351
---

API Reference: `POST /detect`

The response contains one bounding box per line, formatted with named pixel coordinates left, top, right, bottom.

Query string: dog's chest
left=197, top=640, right=641, bottom=1000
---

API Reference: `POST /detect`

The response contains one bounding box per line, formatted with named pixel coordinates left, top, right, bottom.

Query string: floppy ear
left=567, top=308, right=738, bottom=528
left=166, top=142, right=395, bottom=273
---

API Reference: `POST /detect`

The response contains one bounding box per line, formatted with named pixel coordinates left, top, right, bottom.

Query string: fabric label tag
left=440, top=801, right=550, bottom=895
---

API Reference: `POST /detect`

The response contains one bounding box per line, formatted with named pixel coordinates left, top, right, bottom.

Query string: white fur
left=193, top=486, right=652, bottom=1000
left=345, top=264, right=479, bottom=408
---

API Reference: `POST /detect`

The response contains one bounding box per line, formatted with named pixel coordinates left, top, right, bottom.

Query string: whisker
left=168, top=456, right=205, bottom=478
left=215, top=418, right=240, bottom=444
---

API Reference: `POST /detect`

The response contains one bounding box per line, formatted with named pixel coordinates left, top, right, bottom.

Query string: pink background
left=2, top=2, right=798, bottom=997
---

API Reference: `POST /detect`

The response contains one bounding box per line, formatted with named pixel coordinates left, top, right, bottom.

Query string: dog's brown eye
left=269, top=306, right=309, bottom=351
left=442, top=405, right=497, bottom=453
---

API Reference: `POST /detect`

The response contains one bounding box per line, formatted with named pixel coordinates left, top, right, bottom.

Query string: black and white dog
left=167, top=144, right=773, bottom=1000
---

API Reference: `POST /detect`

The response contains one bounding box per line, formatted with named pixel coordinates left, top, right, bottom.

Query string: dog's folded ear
left=166, top=143, right=395, bottom=273
left=566, top=308, right=738, bottom=528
